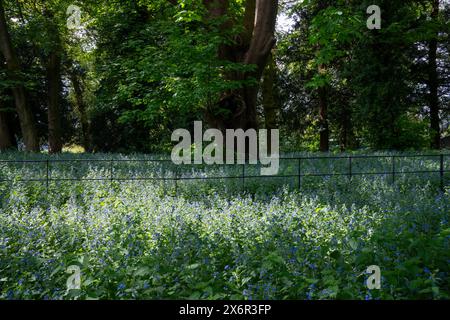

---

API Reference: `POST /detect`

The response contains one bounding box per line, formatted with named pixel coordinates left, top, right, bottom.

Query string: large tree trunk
left=0, top=107, right=15, bottom=150
left=46, top=50, right=63, bottom=154
left=69, top=70, right=91, bottom=152
left=0, top=55, right=15, bottom=150
left=429, top=0, right=440, bottom=149
left=44, top=9, right=63, bottom=154
left=204, top=0, right=278, bottom=131
left=0, top=0, right=39, bottom=152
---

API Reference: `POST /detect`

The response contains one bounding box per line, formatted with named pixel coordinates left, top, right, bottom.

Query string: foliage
left=1, top=0, right=448, bottom=152
left=277, top=0, right=450, bottom=151
left=0, top=151, right=449, bottom=300
left=89, top=0, right=256, bottom=152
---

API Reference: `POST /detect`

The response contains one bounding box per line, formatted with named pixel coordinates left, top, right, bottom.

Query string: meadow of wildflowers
left=0, top=152, right=449, bottom=300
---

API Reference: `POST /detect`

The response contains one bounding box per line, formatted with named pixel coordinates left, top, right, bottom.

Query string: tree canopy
left=0, top=0, right=449, bottom=153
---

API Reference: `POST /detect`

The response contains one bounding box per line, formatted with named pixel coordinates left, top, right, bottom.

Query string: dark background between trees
left=0, top=0, right=449, bottom=154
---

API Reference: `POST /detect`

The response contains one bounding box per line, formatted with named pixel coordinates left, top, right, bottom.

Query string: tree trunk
left=44, top=9, right=63, bottom=154
left=318, top=84, right=329, bottom=152
left=340, top=105, right=349, bottom=152
left=0, top=55, right=15, bottom=150
left=69, top=70, right=91, bottom=152
left=429, top=0, right=440, bottom=149
left=262, top=52, right=278, bottom=130
left=339, top=102, right=357, bottom=151
left=262, top=52, right=278, bottom=153
left=0, top=0, right=39, bottom=152
left=204, top=0, right=278, bottom=131
left=47, top=50, right=63, bottom=154
left=316, top=1, right=329, bottom=152
left=0, top=107, right=15, bottom=150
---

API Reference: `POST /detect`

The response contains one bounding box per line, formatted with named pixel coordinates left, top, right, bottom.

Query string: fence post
left=175, top=167, right=178, bottom=196
left=348, top=156, right=352, bottom=181
left=110, top=159, right=113, bottom=191
left=162, top=164, right=166, bottom=196
left=46, top=159, right=49, bottom=194
left=440, top=154, right=444, bottom=192
left=242, top=163, right=245, bottom=192
left=298, top=158, right=302, bottom=190
left=392, top=156, right=396, bottom=183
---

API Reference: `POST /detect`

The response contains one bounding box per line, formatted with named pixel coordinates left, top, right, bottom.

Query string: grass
left=0, top=151, right=449, bottom=300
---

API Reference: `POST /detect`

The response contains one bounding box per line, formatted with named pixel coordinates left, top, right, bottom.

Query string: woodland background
left=0, top=0, right=449, bottom=154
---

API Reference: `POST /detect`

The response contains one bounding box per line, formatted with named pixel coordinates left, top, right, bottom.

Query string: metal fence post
left=110, top=159, right=113, bottom=192
left=348, top=156, right=352, bottom=181
left=440, top=154, right=444, bottom=192
left=242, top=163, right=245, bottom=192
left=392, top=156, right=396, bottom=183
left=162, top=165, right=166, bottom=196
left=46, top=159, right=49, bottom=194
left=298, top=158, right=302, bottom=190
left=175, top=168, right=178, bottom=196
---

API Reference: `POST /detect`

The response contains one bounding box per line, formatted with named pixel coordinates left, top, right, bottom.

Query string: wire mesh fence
left=0, top=154, right=449, bottom=194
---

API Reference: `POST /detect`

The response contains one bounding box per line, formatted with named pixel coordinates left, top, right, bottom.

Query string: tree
left=0, top=0, right=39, bottom=151
left=261, top=51, right=279, bottom=152
left=87, top=0, right=278, bottom=152
left=428, top=0, right=441, bottom=149
left=315, top=0, right=331, bottom=152
left=343, top=0, right=421, bottom=149
left=203, top=0, right=279, bottom=131
left=43, top=7, right=63, bottom=153
left=283, top=0, right=362, bottom=151
left=0, top=86, right=15, bottom=150
left=0, top=112, right=14, bottom=150
left=2, top=0, right=446, bottom=154
left=0, top=54, right=15, bottom=150
left=261, top=52, right=279, bottom=131
left=68, top=65, right=91, bottom=152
